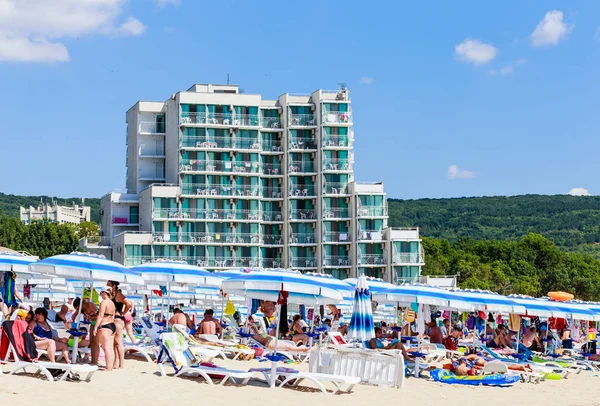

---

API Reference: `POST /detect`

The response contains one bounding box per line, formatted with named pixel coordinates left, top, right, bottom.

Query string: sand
left=1, top=356, right=600, bottom=406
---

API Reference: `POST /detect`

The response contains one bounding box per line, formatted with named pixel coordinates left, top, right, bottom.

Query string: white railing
left=289, top=114, right=316, bottom=126
left=322, top=182, right=348, bottom=195
left=322, top=111, right=352, bottom=124
left=357, top=254, right=386, bottom=266
left=322, top=231, right=351, bottom=243
left=289, top=186, right=316, bottom=197
left=124, top=256, right=154, bottom=266
left=262, top=234, right=283, bottom=245
left=139, top=121, right=166, bottom=134
left=180, top=136, right=234, bottom=149
left=288, top=161, right=316, bottom=173
left=289, top=233, right=316, bottom=244
left=357, top=230, right=384, bottom=241
left=322, top=159, right=351, bottom=171
left=357, top=206, right=387, bottom=217
left=151, top=232, right=179, bottom=243
left=393, top=252, right=425, bottom=265
left=178, top=232, right=260, bottom=244
left=290, top=257, right=317, bottom=268
left=322, top=208, right=350, bottom=219
left=289, top=209, right=316, bottom=220
left=323, top=255, right=351, bottom=267
left=180, top=112, right=235, bottom=126
left=153, top=209, right=182, bottom=219
left=180, top=159, right=260, bottom=174
left=261, top=140, right=283, bottom=152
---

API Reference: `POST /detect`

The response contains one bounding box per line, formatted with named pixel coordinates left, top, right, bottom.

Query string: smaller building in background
left=20, top=203, right=91, bottom=225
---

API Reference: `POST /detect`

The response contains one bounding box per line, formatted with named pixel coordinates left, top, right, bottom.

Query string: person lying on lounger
left=247, top=322, right=311, bottom=352
left=369, top=327, right=414, bottom=361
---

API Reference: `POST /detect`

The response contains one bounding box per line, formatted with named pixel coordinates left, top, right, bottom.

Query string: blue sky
left=1, top=1, right=599, bottom=199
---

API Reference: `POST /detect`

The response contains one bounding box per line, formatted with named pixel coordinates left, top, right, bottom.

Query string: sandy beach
left=1, top=356, right=600, bottom=406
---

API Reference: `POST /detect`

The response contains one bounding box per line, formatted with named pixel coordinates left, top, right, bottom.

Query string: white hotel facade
left=97, top=83, right=424, bottom=283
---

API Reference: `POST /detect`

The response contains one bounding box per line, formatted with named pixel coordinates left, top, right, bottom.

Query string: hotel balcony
left=152, top=232, right=179, bottom=243
left=288, top=161, right=316, bottom=174
left=233, top=114, right=260, bottom=127
left=322, top=136, right=351, bottom=149
left=181, top=136, right=232, bottom=150
left=322, top=207, right=350, bottom=219
left=261, top=210, right=283, bottom=222
left=180, top=112, right=233, bottom=126
left=357, top=230, right=384, bottom=242
left=322, top=182, right=349, bottom=196
left=357, top=206, right=387, bottom=218
left=393, top=252, right=425, bottom=265
left=323, top=255, right=351, bottom=267
left=181, top=183, right=261, bottom=198
left=261, top=162, right=282, bottom=176
left=180, top=159, right=260, bottom=174
left=261, top=140, right=283, bottom=153
left=198, top=257, right=259, bottom=269
left=289, top=233, right=317, bottom=245
left=178, top=232, right=260, bottom=244
left=357, top=254, right=386, bottom=266
left=289, top=185, right=316, bottom=198
left=111, top=216, right=139, bottom=226
left=322, top=111, right=352, bottom=125
left=289, top=114, right=316, bottom=127
left=262, top=186, right=283, bottom=200
left=289, top=209, right=316, bottom=221
left=260, top=117, right=282, bottom=130
left=262, top=259, right=282, bottom=268
left=322, top=158, right=351, bottom=172
left=139, top=121, right=166, bottom=135
left=289, top=257, right=317, bottom=269
left=289, top=139, right=317, bottom=151
left=322, top=231, right=351, bottom=243
left=262, top=234, right=283, bottom=246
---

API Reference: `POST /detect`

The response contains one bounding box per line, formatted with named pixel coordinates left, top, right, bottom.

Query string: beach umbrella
left=347, top=275, right=375, bottom=342
left=344, top=276, right=395, bottom=294
left=0, top=252, right=39, bottom=274
left=450, top=289, right=527, bottom=314
left=30, top=252, right=144, bottom=362
left=372, top=283, right=470, bottom=309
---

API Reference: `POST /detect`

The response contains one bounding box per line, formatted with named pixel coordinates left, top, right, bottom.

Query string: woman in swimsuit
left=111, top=286, right=134, bottom=369
left=94, top=287, right=116, bottom=371
left=248, top=323, right=310, bottom=352
left=290, top=315, right=308, bottom=345
left=72, top=297, right=100, bottom=365
left=29, top=308, right=71, bottom=363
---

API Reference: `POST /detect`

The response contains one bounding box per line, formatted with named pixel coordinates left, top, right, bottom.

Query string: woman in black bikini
left=94, top=287, right=116, bottom=371
left=111, top=285, right=132, bottom=369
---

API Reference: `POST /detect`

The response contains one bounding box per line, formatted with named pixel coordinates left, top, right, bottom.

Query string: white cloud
left=447, top=165, right=475, bottom=180
left=359, top=76, right=373, bottom=85
left=531, top=10, right=573, bottom=46
left=488, top=58, right=527, bottom=76
left=568, top=187, right=591, bottom=196
left=455, top=38, right=497, bottom=65
left=0, top=0, right=146, bottom=63
left=114, top=17, right=146, bottom=37
left=155, top=0, right=180, bottom=6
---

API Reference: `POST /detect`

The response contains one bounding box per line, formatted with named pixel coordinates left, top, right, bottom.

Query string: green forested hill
left=388, top=194, right=600, bottom=255
left=0, top=193, right=101, bottom=223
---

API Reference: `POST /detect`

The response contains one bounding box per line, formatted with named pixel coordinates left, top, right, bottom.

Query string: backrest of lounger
left=161, top=332, right=196, bottom=369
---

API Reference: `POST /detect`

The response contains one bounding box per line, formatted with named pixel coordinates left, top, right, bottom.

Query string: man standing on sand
left=196, top=309, right=222, bottom=336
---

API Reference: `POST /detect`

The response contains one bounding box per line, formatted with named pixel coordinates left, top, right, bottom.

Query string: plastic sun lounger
left=157, top=333, right=253, bottom=385
left=171, top=326, right=229, bottom=362
left=478, top=345, right=570, bottom=378
left=250, top=366, right=360, bottom=394
left=193, top=333, right=255, bottom=361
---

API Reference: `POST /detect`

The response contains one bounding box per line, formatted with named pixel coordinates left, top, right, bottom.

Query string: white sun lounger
left=251, top=366, right=360, bottom=394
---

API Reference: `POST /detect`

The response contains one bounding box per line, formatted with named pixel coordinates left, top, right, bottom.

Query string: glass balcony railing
left=152, top=232, right=178, bottom=243
left=232, top=114, right=259, bottom=127
left=180, top=112, right=235, bottom=126
left=181, top=136, right=233, bottom=149
left=289, top=185, right=316, bottom=197
left=139, top=121, right=166, bottom=134
left=289, top=114, right=315, bottom=127
left=322, top=136, right=350, bottom=148
left=260, top=117, right=282, bottom=129
left=289, top=161, right=316, bottom=173
left=323, top=255, right=351, bottom=267
left=262, top=234, right=283, bottom=245
left=322, top=111, right=352, bottom=125
left=202, top=257, right=259, bottom=268
left=289, top=209, right=316, bottom=220
left=262, top=210, right=283, bottom=222
left=261, top=162, right=282, bottom=175
left=393, top=252, right=425, bottom=265
left=289, top=139, right=317, bottom=150
left=180, top=159, right=260, bottom=174
left=322, top=207, right=350, bottom=219
left=181, top=184, right=260, bottom=197
left=290, top=257, right=317, bottom=268
left=357, top=254, right=386, bottom=266
left=262, top=259, right=282, bottom=268
left=322, top=231, right=350, bottom=243
left=322, top=182, right=348, bottom=195
left=261, top=140, right=282, bottom=152
left=178, top=232, right=260, bottom=244
left=262, top=187, right=283, bottom=199
left=357, top=206, right=387, bottom=217
left=111, top=216, right=137, bottom=225
left=322, top=159, right=351, bottom=172
left=289, top=233, right=316, bottom=244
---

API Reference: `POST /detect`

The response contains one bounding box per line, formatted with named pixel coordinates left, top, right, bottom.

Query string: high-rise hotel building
left=97, top=84, right=424, bottom=283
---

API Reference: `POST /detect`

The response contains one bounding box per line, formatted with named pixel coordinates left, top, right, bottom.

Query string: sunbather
left=197, top=309, right=222, bottom=336
left=369, top=327, right=414, bottom=360
left=427, top=320, right=443, bottom=344
left=488, top=324, right=511, bottom=348
left=93, top=288, right=116, bottom=371
left=30, top=307, right=71, bottom=363
left=443, top=325, right=462, bottom=351
left=523, top=327, right=541, bottom=351
left=169, top=308, right=194, bottom=329
left=290, top=315, right=308, bottom=345
left=248, top=323, right=310, bottom=352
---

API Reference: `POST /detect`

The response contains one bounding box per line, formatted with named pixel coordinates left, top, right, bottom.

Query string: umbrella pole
left=270, top=303, right=281, bottom=388
left=71, top=279, right=87, bottom=363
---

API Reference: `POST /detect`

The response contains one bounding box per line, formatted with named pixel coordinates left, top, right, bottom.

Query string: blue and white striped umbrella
left=344, top=277, right=395, bottom=294
left=347, top=275, right=375, bottom=341
left=0, top=252, right=38, bottom=274
left=131, top=260, right=222, bottom=286
left=222, top=269, right=347, bottom=305
left=30, top=252, right=144, bottom=285
left=306, top=272, right=354, bottom=301
left=450, top=289, right=527, bottom=313
left=373, top=283, right=470, bottom=309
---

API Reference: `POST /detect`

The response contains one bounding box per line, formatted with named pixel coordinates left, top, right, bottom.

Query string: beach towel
left=430, top=369, right=519, bottom=387
left=0, top=320, right=38, bottom=362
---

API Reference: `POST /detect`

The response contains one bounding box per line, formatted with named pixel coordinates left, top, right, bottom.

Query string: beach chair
left=0, top=320, right=97, bottom=382
left=250, top=366, right=360, bottom=394
left=170, top=325, right=231, bottom=362
left=326, top=331, right=356, bottom=349
left=192, top=333, right=255, bottom=361
left=156, top=332, right=253, bottom=385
